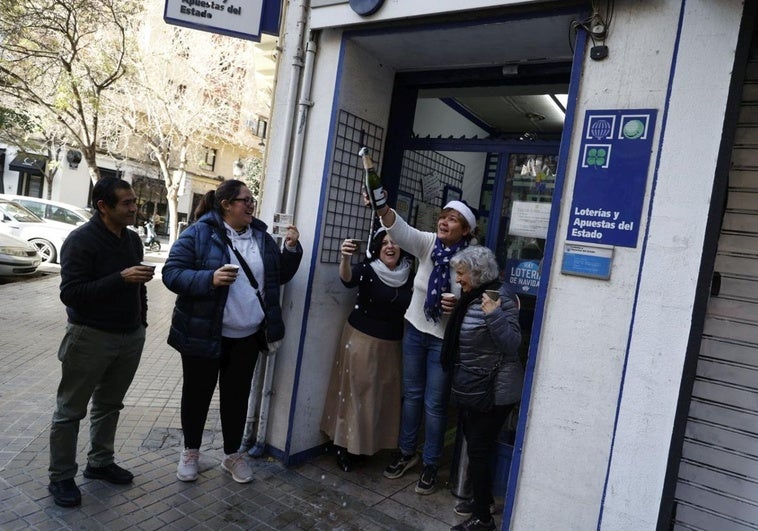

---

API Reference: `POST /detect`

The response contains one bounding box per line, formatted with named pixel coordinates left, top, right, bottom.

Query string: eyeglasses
left=231, top=197, right=256, bottom=206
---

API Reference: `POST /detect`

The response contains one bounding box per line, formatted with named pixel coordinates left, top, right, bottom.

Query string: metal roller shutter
left=671, top=29, right=758, bottom=531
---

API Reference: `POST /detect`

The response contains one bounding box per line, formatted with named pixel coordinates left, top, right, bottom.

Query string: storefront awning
left=8, top=153, right=48, bottom=176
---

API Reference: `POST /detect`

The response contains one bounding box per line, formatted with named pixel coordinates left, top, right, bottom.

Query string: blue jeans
left=398, top=321, right=450, bottom=467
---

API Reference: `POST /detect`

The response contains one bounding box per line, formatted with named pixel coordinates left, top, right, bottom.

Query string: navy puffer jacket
left=457, top=285, right=524, bottom=405
left=162, top=210, right=302, bottom=358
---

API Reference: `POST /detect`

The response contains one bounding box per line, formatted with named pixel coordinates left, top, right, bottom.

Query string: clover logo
left=586, top=147, right=607, bottom=167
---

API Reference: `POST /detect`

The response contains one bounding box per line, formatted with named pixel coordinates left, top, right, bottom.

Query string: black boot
left=334, top=445, right=352, bottom=472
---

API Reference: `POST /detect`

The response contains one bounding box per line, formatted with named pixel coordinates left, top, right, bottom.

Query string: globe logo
left=589, top=119, right=613, bottom=140
left=622, top=119, right=645, bottom=139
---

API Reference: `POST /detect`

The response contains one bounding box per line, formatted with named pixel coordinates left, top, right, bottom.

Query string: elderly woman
left=441, top=246, right=522, bottom=531
left=320, top=228, right=413, bottom=472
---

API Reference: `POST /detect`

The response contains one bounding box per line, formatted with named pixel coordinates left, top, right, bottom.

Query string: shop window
left=203, top=147, right=217, bottom=172
left=20, top=173, right=43, bottom=198
left=256, top=117, right=268, bottom=139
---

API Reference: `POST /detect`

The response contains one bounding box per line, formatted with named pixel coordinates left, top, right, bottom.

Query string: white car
left=0, top=194, right=91, bottom=228
left=0, top=232, right=41, bottom=276
left=0, top=199, right=74, bottom=263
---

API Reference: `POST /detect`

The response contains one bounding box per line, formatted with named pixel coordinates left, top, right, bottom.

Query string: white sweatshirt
left=382, top=209, right=460, bottom=339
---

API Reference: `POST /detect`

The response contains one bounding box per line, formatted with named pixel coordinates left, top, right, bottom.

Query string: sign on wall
left=566, top=109, right=657, bottom=248
left=164, top=0, right=281, bottom=41
left=561, top=242, right=614, bottom=280
left=506, top=258, right=542, bottom=296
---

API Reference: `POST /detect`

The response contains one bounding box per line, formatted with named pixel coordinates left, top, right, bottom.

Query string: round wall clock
left=349, top=0, right=385, bottom=17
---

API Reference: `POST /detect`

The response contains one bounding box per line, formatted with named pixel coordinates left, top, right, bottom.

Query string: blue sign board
left=506, top=259, right=541, bottom=296
left=561, top=243, right=613, bottom=280
left=567, top=109, right=657, bottom=248
left=164, top=0, right=281, bottom=42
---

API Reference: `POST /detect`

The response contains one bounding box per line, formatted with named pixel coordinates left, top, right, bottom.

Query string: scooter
left=142, top=221, right=161, bottom=252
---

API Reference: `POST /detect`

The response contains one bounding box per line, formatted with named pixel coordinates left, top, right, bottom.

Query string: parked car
left=0, top=231, right=41, bottom=276
left=0, top=194, right=91, bottom=227
left=0, top=199, right=74, bottom=263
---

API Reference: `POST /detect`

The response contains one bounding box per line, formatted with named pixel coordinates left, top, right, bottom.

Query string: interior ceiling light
left=525, top=112, right=546, bottom=121
left=549, top=94, right=568, bottom=115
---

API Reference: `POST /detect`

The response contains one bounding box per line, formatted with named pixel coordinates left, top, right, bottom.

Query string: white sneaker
left=176, top=448, right=199, bottom=482
left=221, top=452, right=253, bottom=483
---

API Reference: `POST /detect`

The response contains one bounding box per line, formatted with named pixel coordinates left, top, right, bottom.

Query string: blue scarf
left=424, top=238, right=469, bottom=322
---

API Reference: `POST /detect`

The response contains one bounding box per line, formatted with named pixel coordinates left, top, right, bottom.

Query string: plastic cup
left=140, top=261, right=156, bottom=270
left=441, top=292, right=456, bottom=314
left=223, top=264, right=239, bottom=272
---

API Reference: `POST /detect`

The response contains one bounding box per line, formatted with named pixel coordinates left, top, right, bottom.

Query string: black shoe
left=83, top=462, right=134, bottom=484
left=414, top=463, right=438, bottom=495
left=454, top=499, right=496, bottom=518
left=383, top=451, right=419, bottom=479
left=48, top=478, right=81, bottom=507
left=451, top=516, right=496, bottom=531
left=335, top=446, right=352, bottom=472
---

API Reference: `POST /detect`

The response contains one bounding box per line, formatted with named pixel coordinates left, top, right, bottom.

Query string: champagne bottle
left=359, top=147, right=386, bottom=210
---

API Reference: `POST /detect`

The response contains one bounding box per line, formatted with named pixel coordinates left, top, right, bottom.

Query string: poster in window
left=442, top=184, right=462, bottom=206
left=396, top=191, right=414, bottom=223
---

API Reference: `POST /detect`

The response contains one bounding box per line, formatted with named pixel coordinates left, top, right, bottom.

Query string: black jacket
left=59, top=214, right=146, bottom=332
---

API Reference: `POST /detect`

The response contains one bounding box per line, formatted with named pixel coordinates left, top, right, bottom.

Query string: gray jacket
left=457, top=286, right=524, bottom=405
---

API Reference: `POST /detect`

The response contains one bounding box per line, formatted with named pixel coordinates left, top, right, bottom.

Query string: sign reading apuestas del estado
left=164, top=0, right=280, bottom=41
left=566, top=109, right=658, bottom=248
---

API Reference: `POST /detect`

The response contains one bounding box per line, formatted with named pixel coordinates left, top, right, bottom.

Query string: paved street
left=0, top=261, right=474, bottom=530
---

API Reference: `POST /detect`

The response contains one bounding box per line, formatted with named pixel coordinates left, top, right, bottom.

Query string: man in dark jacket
left=47, top=178, right=155, bottom=508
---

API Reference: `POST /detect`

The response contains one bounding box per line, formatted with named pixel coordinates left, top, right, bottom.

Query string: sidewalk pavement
left=0, top=263, right=480, bottom=530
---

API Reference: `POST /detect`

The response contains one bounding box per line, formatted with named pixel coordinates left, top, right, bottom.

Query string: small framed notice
left=509, top=201, right=551, bottom=239
left=396, top=191, right=414, bottom=223
left=561, top=242, right=614, bottom=280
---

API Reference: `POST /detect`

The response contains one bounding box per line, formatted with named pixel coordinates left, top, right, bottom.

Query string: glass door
left=488, top=151, right=558, bottom=361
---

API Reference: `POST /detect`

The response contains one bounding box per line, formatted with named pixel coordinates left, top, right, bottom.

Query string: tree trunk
left=82, top=146, right=101, bottom=185
left=167, top=180, right=180, bottom=245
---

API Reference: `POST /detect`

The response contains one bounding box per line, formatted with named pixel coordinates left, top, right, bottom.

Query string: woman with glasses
left=163, top=179, right=302, bottom=484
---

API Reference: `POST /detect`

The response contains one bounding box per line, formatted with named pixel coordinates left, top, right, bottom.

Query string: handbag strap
left=219, top=229, right=266, bottom=311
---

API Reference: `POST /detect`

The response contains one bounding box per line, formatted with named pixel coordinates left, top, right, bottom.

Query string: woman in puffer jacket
left=441, top=246, right=522, bottom=531
left=162, top=179, right=302, bottom=485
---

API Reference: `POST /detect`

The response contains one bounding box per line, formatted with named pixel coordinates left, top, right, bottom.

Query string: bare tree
left=0, top=0, right=141, bottom=185
left=104, top=14, right=264, bottom=244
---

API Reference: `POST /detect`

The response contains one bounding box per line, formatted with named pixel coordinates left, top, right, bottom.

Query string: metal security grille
left=671, top=28, right=758, bottom=530
left=321, top=110, right=384, bottom=264
left=398, top=149, right=465, bottom=225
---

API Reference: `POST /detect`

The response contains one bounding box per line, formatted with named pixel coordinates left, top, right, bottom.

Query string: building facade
left=257, top=1, right=758, bottom=529
left=0, top=1, right=276, bottom=234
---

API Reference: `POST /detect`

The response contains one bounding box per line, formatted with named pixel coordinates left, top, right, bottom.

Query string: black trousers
left=461, top=403, right=514, bottom=521
left=180, top=333, right=262, bottom=454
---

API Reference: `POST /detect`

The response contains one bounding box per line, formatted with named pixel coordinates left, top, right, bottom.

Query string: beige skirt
left=320, top=322, right=402, bottom=455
